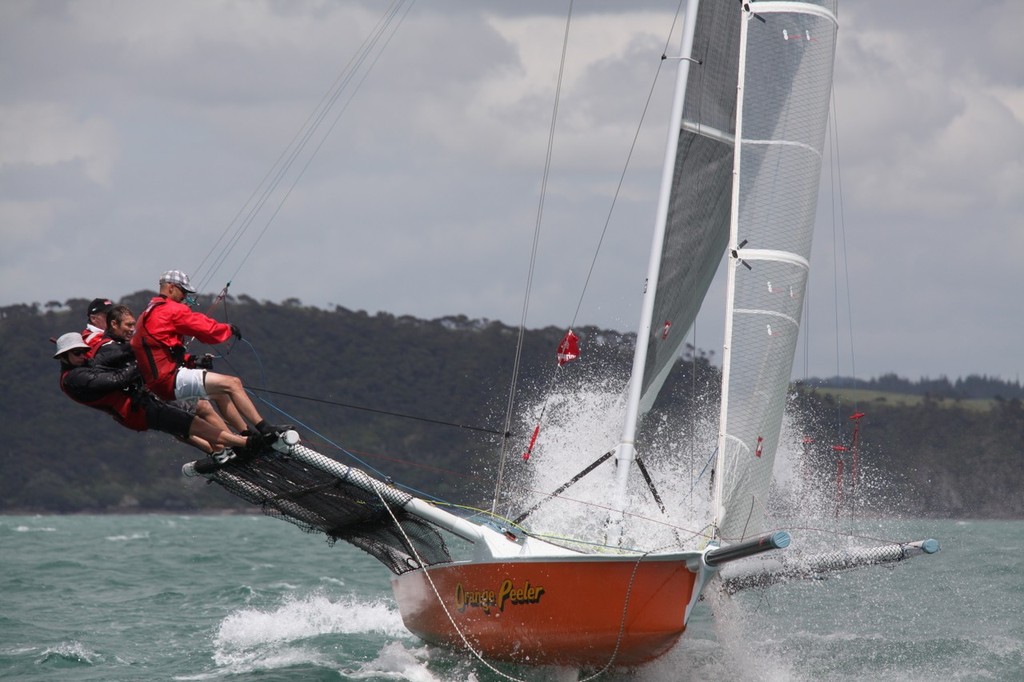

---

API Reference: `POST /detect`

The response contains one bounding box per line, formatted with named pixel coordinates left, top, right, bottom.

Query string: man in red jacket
left=55, top=332, right=262, bottom=460
left=131, top=270, right=288, bottom=438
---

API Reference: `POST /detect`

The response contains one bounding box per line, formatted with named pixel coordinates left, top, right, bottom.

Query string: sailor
left=131, top=269, right=290, bottom=439
left=92, top=304, right=138, bottom=369
left=54, top=332, right=262, bottom=460
left=81, top=297, right=113, bottom=356
left=93, top=304, right=238, bottom=456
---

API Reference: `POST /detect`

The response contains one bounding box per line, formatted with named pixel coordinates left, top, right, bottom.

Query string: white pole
left=610, top=0, right=702, bottom=538
left=712, top=6, right=751, bottom=536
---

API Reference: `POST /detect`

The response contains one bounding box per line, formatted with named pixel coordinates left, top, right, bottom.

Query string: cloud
left=0, top=103, right=118, bottom=185
left=1, top=0, right=1020, bottom=381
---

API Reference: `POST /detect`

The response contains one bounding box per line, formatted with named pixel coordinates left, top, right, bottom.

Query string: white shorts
left=175, top=368, right=209, bottom=400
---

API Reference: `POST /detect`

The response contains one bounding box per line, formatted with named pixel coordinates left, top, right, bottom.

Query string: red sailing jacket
left=80, top=324, right=107, bottom=357
left=60, top=363, right=148, bottom=431
left=131, top=295, right=233, bottom=400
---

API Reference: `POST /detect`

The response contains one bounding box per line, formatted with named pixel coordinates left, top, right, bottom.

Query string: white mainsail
left=714, top=1, right=839, bottom=542
left=614, top=0, right=741, bottom=511
left=636, top=1, right=742, bottom=416
left=184, top=1, right=941, bottom=666
left=615, top=0, right=838, bottom=544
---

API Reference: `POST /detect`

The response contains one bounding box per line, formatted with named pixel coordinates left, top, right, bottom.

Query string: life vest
left=131, top=295, right=233, bottom=400
left=92, top=334, right=135, bottom=370
left=81, top=324, right=107, bottom=358
left=60, top=367, right=148, bottom=431
left=132, top=298, right=179, bottom=400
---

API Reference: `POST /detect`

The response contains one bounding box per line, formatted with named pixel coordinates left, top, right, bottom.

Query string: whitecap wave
left=215, top=591, right=408, bottom=650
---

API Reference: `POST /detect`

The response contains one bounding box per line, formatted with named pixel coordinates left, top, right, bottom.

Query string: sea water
left=1, top=515, right=1020, bottom=681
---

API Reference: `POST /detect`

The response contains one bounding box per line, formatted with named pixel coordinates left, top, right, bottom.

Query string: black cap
left=88, top=298, right=114, bottom=316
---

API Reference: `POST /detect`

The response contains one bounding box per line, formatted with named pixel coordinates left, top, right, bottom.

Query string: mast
left=612, top=0, right=702, bottom=524
left=712, top=3, right=751, bottom=537
left=711, top=1, right=840, bottom=541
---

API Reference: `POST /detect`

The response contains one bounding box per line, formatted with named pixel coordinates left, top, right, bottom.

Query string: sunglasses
left=68, top=349, right=89, bottom=357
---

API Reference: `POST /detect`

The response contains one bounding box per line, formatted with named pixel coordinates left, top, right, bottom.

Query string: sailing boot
left=182, top=457, right=223, bottom=477
left=211, top=448, right=236, bottom=464
left=243, top=431, right=274, bottom=454
left=256, top=420, right=295, bottom=438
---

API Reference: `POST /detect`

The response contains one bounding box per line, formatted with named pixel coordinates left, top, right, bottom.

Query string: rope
left=244, top=385, right=504, bottom=436
left=581, top=550, right=654, bottom=680
left=569, top=0, right=687, bottom=327
left=190, top=0, right=417, bottom=295
left=490, top=0, right=578, bottom=514
left=492, top=0, right=690, bottom=520
left=371, top=486, right=529, bottom=682
left=374, top=468, right=683, bottom=681
left=204, top=332, right=718, bottom=548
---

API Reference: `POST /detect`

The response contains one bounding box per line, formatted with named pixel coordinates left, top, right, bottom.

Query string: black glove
left=230, top=324, right=242, bottom=341
left=124, top=368, right=144, bottom=394
left=196, top=353, right=214, bottom=370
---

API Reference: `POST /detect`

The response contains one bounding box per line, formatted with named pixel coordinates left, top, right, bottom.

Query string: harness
left=60, top=366, right=146, bottom=430
left=135, top=297, right=186, bottom=377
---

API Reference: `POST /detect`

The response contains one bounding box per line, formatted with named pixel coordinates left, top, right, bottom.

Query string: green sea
left=1, top=515, right=1020, bottom=681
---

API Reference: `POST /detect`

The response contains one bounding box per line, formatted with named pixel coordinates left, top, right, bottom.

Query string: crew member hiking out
left=131, top=269, right=289, bottom=438
left=95, top=304, right=241, bottom=457
left=81, top=297, right=113, bottom=356
left=54, top=332, right=263, bottom=460
left=92, top=304, right=138, bottom=369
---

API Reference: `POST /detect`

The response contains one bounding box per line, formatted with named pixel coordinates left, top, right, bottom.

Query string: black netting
left=204, top=452, right=452, bottom=575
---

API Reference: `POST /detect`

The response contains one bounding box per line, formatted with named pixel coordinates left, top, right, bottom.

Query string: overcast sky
left=2, top=1, right=1021, bottom=383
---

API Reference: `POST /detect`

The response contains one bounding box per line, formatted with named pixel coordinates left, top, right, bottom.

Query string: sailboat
left=186, top=0, right=937, bottom=669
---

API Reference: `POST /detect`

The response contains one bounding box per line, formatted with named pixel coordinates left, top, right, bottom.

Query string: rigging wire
left=567, top=0, right=687, bottom=328
left=831, top=88, right=857, bottom=393
left=215, top=333, right=718, bottom=550
left=217, top=327, right=720, bottom=544
left=491, top=0, right=690, bottom=516
left=373, top=484, right=660, bottom=681
left=190, top=0, right=416, bottom=295
left=827, top=85, right=864, bottom=515
left=490, top=0, right=577, bottom=514
left=825, top=88, right=859, bottom=420
left=244, top=385, right=503, bottom=435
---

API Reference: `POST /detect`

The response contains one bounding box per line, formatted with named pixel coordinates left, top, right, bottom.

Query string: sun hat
left=53, top=332, right=91, bottom=358
left=159, top=270, right=196, bottom=294
left=87, top=298, right=114, bottom=316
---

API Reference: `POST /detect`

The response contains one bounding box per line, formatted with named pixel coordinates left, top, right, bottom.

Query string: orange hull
left=391, top=555, right=701, bottom=667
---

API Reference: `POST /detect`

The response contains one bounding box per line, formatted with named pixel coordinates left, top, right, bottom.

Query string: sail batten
left=634, top=0, right=742, bottom=417
left=714, top=1, right=839, bottom=541
left=612, top=0, right=705, bottom=517
left=680, top=122, right=733, bottom=144
left=169, top=2, right=945, bottom=667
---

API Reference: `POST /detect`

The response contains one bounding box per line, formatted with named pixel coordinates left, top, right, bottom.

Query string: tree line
left=1, top=295, right=1020, bottom=518
left=810, top=373, right=1024, bottom=401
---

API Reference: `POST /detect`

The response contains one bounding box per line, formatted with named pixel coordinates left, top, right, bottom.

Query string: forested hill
left=2, top=294, right=1022, bottom=518
left=808, top=374, right=1024, bottom=401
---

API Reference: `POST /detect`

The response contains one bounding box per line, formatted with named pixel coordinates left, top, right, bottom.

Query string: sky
left=2, top=0, right=1022, bottom=383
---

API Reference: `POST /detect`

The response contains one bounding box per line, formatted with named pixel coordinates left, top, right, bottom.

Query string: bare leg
left=190, top=401, right=231, bottom=451
left=209, top=392, right=248, bottom=433
left=188, top=416, right=252, bottom=451
left=187, top=435, right=215, bottom=453
left=178, top=434, right=215, bottom=454
left=204, top=373, right=264, bottom=428
left=197, top=397, right=239, bottom=432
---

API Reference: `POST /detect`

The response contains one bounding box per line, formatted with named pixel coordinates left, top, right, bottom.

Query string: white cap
left=53, top=332, right=90, bottom=358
